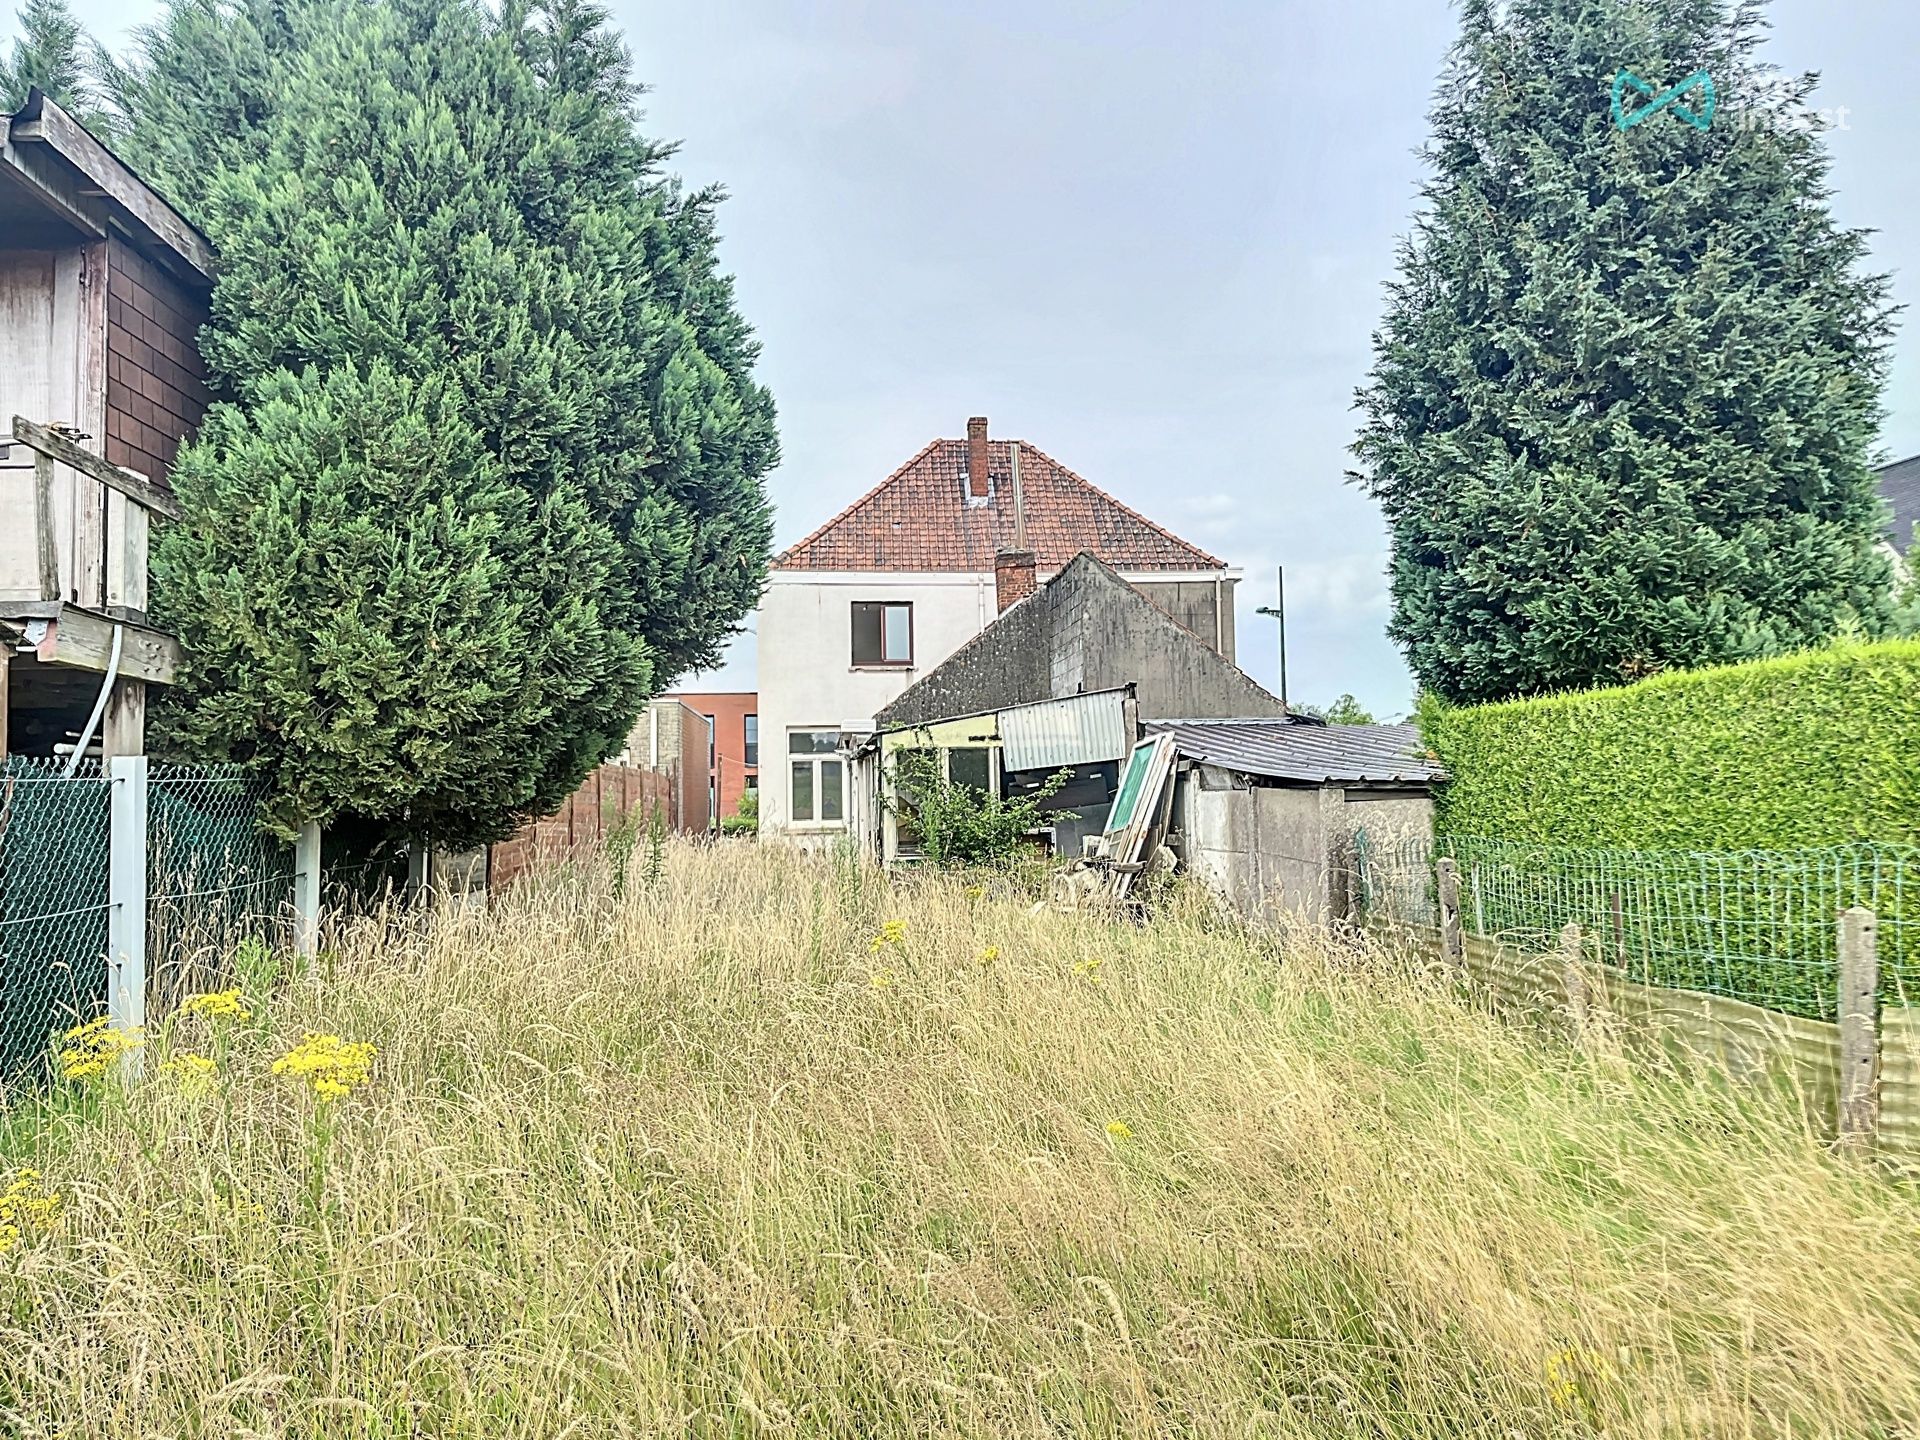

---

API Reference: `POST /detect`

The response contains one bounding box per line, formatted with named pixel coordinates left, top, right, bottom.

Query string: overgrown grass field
left=1, top=844, right=1917, bottom=1436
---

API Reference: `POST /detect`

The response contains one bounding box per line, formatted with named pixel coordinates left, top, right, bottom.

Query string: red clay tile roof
left=774, top=438, right=1226, bottom=572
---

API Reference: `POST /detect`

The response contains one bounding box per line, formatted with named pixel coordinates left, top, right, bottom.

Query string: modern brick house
left=664, top=690, right=758, bottom=825
left=757, top=416, right=1240, bottom=843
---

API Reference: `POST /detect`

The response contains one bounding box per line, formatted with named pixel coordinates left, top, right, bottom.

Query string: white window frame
left=788, top=729, right=848, bottom=831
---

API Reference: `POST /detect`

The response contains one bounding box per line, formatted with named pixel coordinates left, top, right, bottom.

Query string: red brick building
left=665, top=690, right=758, bottom=825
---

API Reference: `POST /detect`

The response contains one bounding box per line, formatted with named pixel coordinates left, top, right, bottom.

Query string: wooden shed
left=0, top=87, right=213, bottom=760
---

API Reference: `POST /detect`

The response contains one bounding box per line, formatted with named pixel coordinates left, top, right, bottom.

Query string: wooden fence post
left=1837, top=906, right=1880, bottom=1149
left=1437, top=858, right=1464, bottom=968
left=1560, top=921, right=1588, bottom=1040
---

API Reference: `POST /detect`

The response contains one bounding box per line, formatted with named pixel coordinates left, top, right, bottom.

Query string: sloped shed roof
left=1144, top=719, right=1444, bottom=786
left=1882, top=455, right=1920, bottom=555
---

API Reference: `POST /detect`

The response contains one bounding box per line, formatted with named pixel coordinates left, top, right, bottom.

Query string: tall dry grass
left=0, top=841, right=1916, bottom=1437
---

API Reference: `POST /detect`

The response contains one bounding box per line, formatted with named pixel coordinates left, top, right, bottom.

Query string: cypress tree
left=0, top=0, right=115, bottom=132
left=123, top=0, right=775, bottom=845
left=1353, top=0, right=1896, bottom=705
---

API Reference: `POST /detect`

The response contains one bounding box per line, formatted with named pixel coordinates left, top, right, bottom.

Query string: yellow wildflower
left=1105, top=1120, right=1133, bottom=1140
left=271, top=1033, right=376, bottom=1101
left=977, top=945, right=1000, bottom=966
left=1071, top=956, right=1104, bottom=984
left=1545, top=1346, right=1614, bottom=1412
left=0, top=1170, right=61, bottom=1253
left=179, top=988, right=253, bottom=1023
left=869, top=920, right=908, bottom=954
left=160, top=1052, right=218, bottom=1098
left=869, top=968, right=897, bottom=990
left=964, top=885, right=985, bottom=901
left=56, top=1016, right=143, bottom=1081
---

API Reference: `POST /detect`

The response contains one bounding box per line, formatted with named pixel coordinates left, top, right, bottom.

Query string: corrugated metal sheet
left=1883, top=1008, right=1920, bottom=1163
left=1143, top=719, right=1444, bottom=785
left=999, top=691, right=1129, bottom=772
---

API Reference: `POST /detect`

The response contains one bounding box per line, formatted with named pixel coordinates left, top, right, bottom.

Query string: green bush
left=720, top=789, right=759, bottom=839
left=1422, top=640, right=1920, bottom=851
left=1409, top=641, right=1920, bottom=1018
left=886, top=753, right=1069, bottom=867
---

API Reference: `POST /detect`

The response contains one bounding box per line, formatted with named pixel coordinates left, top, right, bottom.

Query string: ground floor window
left=789, top=730, right=845, bottom=825
left=888, top=745, right=999, bottom=852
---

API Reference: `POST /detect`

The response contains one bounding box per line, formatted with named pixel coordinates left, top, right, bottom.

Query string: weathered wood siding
left=104, top=236, right=209, bottom=486
left=0, top=243, right=102, bottom=604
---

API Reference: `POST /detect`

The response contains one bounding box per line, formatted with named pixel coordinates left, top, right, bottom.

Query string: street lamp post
left=1254, top=566, right=1287, bottom=712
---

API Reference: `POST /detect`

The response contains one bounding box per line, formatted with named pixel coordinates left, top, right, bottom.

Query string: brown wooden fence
left=488, top=763, right=673, bottom=890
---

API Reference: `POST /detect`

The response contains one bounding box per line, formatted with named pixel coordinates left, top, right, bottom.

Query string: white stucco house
left=757, top=415, right=1242, bottom=843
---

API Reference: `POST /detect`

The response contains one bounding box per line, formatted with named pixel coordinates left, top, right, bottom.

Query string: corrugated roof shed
left=1144, top=719, right=1444, bottom=786
left=1881, top=455, right=1920, bottom=555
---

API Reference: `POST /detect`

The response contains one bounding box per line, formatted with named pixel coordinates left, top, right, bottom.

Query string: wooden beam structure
left=0, top=602, right=181, bottom=685
left=11, top=416, right=182, bottom=522
left=7, top=90, right=214, bottom=282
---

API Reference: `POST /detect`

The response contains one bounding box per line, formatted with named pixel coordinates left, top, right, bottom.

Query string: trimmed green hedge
left=1422, top=640, right=1920, bottom=850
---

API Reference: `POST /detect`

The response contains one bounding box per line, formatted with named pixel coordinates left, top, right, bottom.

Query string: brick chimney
left=995, top=548, right=1036, bottom=612
left=967, top=415, right=990, bottom=498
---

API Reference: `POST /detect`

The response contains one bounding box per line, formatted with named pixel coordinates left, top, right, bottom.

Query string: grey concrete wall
left=1077, top=571, right=1281, bottom=720
left=1133, top=577, right=1237, bottom=662
left=1179, top=769, right=1333, bottom=924
left=1178, top=769, right=1435, bottom=928
left=877, top=554, right=1279, bottom=730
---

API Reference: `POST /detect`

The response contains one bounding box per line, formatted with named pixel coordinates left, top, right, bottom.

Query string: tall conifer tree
left=0, top=0, right=114, bottom=132
left=121, top=0, right=775, bottom=844
left=1353, top=0, right=1895, bottom=704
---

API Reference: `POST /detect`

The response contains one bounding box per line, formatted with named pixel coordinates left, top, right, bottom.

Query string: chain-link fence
left=0, top=760, right=112, bottom=1081
left=1356, top=833, right=1917, bottom=1021
left=0, top=760, right=293, bottom=1085
left=148, top=765, right=294, bottom=1007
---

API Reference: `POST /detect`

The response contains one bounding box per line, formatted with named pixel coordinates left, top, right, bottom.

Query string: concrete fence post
left=1437, top=858, right=1464, bottom=968
left=106, top=755, right=147, bottom=1076
left=293, top=821, right=322, bottom=957
left=1560, top=921, right=1588, bottom=1040
left=406, top=841, right=430, bottom=907
left=1837, top=906, right=1880, bottom=1149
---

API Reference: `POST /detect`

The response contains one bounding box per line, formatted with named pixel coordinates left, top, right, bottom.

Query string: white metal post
left=107, top=754, right=148, bottom=1075
left=294, top=820, right=322, bottom=957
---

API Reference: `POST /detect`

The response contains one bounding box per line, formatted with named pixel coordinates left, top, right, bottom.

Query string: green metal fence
left=0, top=760, right=111, bottom=1081
left=1356, top=834, right=1917, bottom=1022
left=0, top=760, right=291, bottom=1085
left=148, top=765, right=294, bottom=1005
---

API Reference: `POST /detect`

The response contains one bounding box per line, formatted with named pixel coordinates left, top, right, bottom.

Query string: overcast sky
left=33, top=0, right=1920, bottom=718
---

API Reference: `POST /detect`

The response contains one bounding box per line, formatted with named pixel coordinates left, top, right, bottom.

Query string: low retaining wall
left=1375, top=921, right=1917, bottom=1165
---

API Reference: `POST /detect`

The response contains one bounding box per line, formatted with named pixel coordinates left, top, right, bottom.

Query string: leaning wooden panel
left=1881, top=1007, right=1920, bottom=1163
